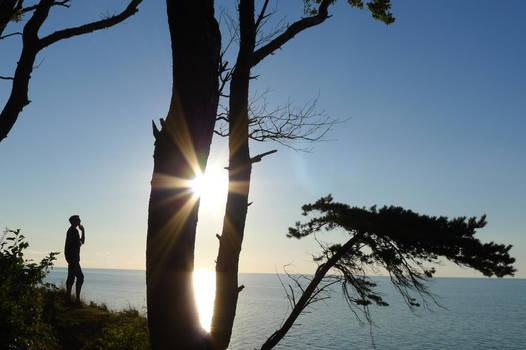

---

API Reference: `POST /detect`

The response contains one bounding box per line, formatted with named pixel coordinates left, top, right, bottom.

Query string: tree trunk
left=1, top=0, right=142, bottom=143
left=260, top=234, right=362, bottom=350
left=0, top=0, right=52, bottom=143
left=210, top=1, right=255, bottom=349
left=146, top=1, right=220, bottom=349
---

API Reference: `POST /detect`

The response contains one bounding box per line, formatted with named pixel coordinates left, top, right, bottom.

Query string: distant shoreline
left=50, top=267, right=524, bottom=279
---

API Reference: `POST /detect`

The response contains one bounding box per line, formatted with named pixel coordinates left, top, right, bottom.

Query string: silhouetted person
left=65, top=215, right=85, bottom=304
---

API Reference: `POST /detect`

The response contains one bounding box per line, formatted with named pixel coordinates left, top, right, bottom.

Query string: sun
left=188, top=166, right=228, bottom=211
left=193, top=269, right=216, bottom=332
left=189, top=173, right=206, bottom=198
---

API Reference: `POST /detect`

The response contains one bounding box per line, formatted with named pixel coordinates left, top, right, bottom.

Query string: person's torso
left=64, top=227, right=80, bottom=262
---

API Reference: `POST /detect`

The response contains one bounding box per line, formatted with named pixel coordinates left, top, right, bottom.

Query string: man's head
left=69, top=215, right=81, bottom=226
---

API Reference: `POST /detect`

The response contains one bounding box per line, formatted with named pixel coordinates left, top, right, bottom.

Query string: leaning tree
left=260, top=195, right=515, bottom=349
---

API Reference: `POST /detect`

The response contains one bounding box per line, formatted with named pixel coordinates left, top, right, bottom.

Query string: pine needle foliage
left=288, top=195, right=515, bottom=320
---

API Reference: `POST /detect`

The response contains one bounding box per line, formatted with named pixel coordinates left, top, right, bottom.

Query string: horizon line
left=50, top=266, right=525, bottom=280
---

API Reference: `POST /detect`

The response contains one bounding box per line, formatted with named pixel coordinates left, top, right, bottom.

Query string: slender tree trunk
left=0, top=0, right=142, bottom=143
left=146, top=1, right=220, bottom=349
left=260, top=234, right=362, bottom=350
left=0, top=39, right=37, bottom=143
left=210, top=1, right=255, bottom=349
left=0, top=0, right=52, bottom=143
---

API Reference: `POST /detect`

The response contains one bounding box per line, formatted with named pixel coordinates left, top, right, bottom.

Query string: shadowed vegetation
left=0, top=229, right=149, bottom=350
left=45, top=289, right=150, bottom=350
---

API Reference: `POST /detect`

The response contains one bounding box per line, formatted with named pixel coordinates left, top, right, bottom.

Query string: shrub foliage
left=0, top=228, right=150, bottom=350
left=0, top=228, right=58, bottom=349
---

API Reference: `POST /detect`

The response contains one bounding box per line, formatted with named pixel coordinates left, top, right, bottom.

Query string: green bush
left=0, top=228, right=59, bottom=349
left=84, top=308, right=150, bottom=350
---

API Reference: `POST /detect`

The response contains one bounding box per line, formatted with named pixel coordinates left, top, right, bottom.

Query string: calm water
left=47, top=268, right=526, bottom=349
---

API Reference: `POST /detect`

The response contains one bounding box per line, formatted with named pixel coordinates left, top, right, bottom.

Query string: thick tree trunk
left=210, top=1, right=255, bottom=349
left=146, top=1, right=220, bottom=349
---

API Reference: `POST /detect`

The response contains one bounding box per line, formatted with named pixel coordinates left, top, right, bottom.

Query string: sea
left=46, top=268, right=526, bottom=350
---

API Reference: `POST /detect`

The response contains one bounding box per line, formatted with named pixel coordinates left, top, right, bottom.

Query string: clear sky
left=1, top=0, right=524, bottom=277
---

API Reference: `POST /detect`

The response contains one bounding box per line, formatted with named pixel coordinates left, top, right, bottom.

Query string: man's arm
left=79, top=224, right=85, bottom=245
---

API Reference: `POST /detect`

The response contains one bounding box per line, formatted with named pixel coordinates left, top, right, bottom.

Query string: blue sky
left=0, top=0, right=524, bottom=277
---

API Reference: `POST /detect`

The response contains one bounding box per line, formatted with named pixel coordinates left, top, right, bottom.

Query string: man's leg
left=74, top=263, right=84, bottom=304
left=66, top=264, right=74, bottom=299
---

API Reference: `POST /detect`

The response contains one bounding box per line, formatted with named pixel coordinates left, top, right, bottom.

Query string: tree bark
left=146, top=1, right=220, bottom=349
left=210, top=1, right=255, bottom=349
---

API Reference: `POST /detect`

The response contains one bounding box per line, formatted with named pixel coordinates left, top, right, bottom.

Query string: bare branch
left=216, top=8, right=237, bottom=99
left=251, top=0, right=332, bottom=67
left=220, top=10, right=239, bottom=57
left=0, top=31, right=22, bottom=40
left=255, top=16, right=286, bottom=49
left=152, top=120, right=161, bottom=139
left=218, top=60, right=233, bottom=97
left=250, top=149, right=277, bottom=163
left=247, top=93, right=341, bottom=150
left=213, top=129, right=229, bottom=137
left=215, top=90, right=340, bottom=150
left=33, top=57, right=44, bottom=70
left=20, top=0, right=71, bottom=15
left=217, top=6, right=239, bottom=55
left=254, top=2, right=287, bottom=50
left=214, top=105, right=229, bottom=136
left=255, top=0, right=271, bottom=30
left=276, top=271, right=296, bottom=313
left=38, top=0, right=142, bottom=49
left=0, top=76, right=14, bottom=80
left=214, top=103, right=230, bottom=136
